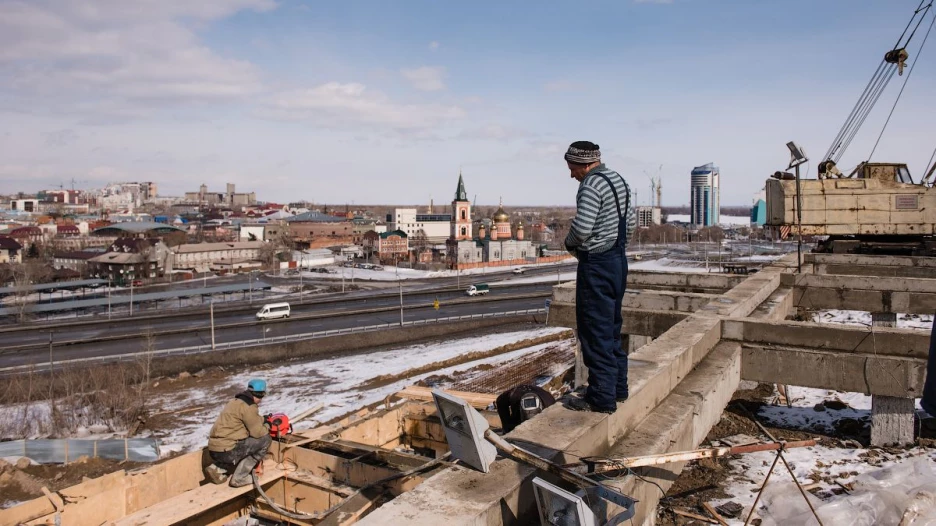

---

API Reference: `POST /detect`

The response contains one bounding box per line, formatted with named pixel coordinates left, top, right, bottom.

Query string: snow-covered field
left=149, top=327, right=568, bottom=454
left=295, top=259, right=574, bottom=282
left=666, top=214, right=751, bottom=226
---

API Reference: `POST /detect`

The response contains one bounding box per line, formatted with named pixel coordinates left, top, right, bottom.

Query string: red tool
left=265, top=413, right=293, bottom=438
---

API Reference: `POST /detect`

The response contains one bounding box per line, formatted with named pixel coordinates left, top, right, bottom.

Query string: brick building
left=362, top=230, right=408, bottom=264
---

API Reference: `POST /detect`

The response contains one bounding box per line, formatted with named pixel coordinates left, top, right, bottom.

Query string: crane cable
left=868, top=7, right=936, bottom=163
left=822, top=0, right=933, bottom=166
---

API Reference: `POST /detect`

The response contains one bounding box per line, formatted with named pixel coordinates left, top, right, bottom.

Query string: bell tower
left=451, top=171, right=472, bottom=240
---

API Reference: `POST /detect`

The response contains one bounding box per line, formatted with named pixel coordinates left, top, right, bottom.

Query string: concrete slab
left=552, top=283, right=718, bottom=312
left=361, top=315, right=724, bottom=526
left=587, top=342, right=741, bottom=526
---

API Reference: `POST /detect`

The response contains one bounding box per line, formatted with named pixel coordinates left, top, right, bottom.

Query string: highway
left=0, top=295, right=548, bottom=370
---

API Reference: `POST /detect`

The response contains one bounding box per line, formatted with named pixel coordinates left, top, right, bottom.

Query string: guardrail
left=0, top=308, right=546, bottom=374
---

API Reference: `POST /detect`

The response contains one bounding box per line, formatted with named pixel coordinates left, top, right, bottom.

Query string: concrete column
left=870, top=311, right=915, bottom=446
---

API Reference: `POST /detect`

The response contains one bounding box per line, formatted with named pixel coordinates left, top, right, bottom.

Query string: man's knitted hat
left=564, top=141, right=601, bottom=165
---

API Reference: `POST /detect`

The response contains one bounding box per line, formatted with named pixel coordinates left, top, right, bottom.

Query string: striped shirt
left=565, top=164, right=638, bottom=254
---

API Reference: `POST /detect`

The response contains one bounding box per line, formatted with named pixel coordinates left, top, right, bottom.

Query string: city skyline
left=1, top=1, right=933, bottom=207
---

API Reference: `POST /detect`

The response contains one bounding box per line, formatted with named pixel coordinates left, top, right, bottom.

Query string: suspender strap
left=595, top=171, right=626, bottom=220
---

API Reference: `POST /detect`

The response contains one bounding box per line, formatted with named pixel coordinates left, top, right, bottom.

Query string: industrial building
left=690, top=162, right=720, bottom=227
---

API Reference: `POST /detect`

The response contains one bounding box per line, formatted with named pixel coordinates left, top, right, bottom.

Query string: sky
left=1, top=0, right=934, bottom=207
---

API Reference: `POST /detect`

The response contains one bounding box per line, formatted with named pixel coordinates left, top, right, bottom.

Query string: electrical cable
left=823, top=1, right=933, bottom=166
left=868, top=8, right=936, bottom=162
left=250, top=451, right=452, bottom=521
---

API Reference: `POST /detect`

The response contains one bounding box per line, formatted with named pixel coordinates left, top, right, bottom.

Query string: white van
left=256, top=302, right=291, bottom=320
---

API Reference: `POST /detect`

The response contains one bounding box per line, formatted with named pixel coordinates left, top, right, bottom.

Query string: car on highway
left=131, top=279, right=143, bottom=287
left=256, top=302, right=291, bottom=320
left=512, top=267, right=525, bottom=274
left=465, top=284, right=490, bottom=296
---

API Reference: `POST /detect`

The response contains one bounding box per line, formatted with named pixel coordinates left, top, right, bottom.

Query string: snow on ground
left=505, top=258, right=717, bottom=284
left=152, top=327, right=568, bottom=454
left=713, top=442, right=936, bottom=525
left=300, top=259, right=575, bottom=282
left=666, top=214, right=751, bottom=226
left=707, top=309, right=936, bottom=524
left=812, top=310, right=934, bottom=331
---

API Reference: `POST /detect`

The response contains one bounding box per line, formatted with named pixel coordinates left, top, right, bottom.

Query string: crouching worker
left=205, top=379, right=273, bottom=487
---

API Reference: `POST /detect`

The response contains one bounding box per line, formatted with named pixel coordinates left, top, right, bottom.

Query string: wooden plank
left=394, top=386, right=497, bottom=409
left=286, top=470, right=356, bottom=497
left=0, top=497, right=55, bottom=526
left=670, top=509, right=718, bottom=524
left=112, top=461, right=284, bottom=526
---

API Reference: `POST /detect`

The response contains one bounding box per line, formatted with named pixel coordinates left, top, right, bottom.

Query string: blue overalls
left=575, top=171, right=629, bottom=411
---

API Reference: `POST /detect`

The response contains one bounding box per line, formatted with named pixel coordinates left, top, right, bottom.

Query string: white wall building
left=172, top=241, right=266, bottom=272
left=386, top=208, right=451, bottom=242
left=636, top=206, right=662, bottom=227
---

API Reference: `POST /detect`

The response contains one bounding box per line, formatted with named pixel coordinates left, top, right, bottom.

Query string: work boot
left=229, top=458, right=256, bottom=488
left=205, top=463, right=228, bottom=485
left=564, top=396, right=615, bottom=414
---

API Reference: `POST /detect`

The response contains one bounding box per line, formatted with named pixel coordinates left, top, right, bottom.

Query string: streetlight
left=786, top=141, right=809, bottom=273
left=399, top=278, right=404, bottom=327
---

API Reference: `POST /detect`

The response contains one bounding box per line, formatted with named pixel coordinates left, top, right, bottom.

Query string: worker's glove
left=263, top=413, right=273, bottom=428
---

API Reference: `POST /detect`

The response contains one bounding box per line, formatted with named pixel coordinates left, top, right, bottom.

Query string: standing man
left=563, top=141, right=636, bottom=414
left=206, top=378, right=273, bottom=487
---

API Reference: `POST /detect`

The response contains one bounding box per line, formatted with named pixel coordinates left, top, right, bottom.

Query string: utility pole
left=399, top=279, right=404, bottom=327
left=210, top=299, right=216, bottom=350
left=107, top=278, right=112, bottom=320
left=129, top=278, right=133, bottom=316
left=248, top=272, right=253, bottom=305
left=299, top=257, right=303, bottom=304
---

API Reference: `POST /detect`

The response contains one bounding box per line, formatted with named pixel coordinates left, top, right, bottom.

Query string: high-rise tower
left=690, top=163, right=720, bottom=227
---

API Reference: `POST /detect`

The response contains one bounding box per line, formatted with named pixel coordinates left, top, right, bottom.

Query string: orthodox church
left=447, top=173, right=535, bottom=266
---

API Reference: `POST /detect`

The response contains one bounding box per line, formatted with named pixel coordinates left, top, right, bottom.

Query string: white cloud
left=262, top=82, right=465, bottom=130
left=0, top=0, right=274, bottom=118
left=400, top=66, right=446, bottom=91
left=429, top=41, right=440, bottom=51
left=543, top=79, right=584, bottom=93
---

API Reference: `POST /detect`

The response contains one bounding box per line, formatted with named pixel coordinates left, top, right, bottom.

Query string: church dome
left=492, top=206, right=509, bottom=223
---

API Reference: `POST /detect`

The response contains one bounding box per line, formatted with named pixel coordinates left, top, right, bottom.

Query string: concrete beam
left=697, top=256, right=790, bottom=319
left=806, top=253, right=936, bottom=279
left=723, top=318, right=930, bottom=358
left=740, top=343, right=925, bottom=398
left=594, top=342, right=741, bottom=526
left=788, top=273, right=936, bottom=315
left=359, top=315, right=724, bottom=525
left=547, top=303, right=688, bottom=338
left=627, top=270, right=745, bottom=292
left=552, top=283, right=718, bottom=312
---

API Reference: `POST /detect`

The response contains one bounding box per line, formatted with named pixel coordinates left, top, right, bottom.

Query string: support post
left=574, top=338, right=587, bottom=389
left=795, top=162, right=803, bottom=273
left=870, top=311, right=915, bottom=446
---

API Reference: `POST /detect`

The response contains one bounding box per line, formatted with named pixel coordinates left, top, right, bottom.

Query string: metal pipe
left=795, top=163, right=803, bottom=273
left=484, top=430, right=621, bottom=494
left=565, top=439, right=817, bottom=474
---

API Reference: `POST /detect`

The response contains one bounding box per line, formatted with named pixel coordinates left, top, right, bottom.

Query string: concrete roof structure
left=173, top=241, right=266, bottom=254
left=91, top=221, right=185, bottom=236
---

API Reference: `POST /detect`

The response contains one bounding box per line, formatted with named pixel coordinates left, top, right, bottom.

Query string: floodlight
left=786, top=141, right=808, bottom=169
left=533, top=477, right=597, bottom=526
left=432, top=389, right=498, bottom=473
left=432, top=389, right=638, bottom=522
